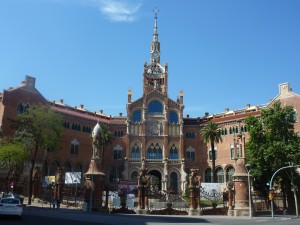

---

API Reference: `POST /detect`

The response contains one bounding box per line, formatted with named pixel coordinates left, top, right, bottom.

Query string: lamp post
left=270, top=165, right=300, bottom=219
left=89, top=162, right=94, bottom=212
left=245, top=164, right=252, bottom=219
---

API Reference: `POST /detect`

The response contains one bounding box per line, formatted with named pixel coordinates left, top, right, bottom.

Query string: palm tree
left=200, top=122, right=222, bottom=183
left=99, top=123, right=114, bottom=147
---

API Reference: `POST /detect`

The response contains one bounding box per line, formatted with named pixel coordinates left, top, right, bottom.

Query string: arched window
left=148, top=100, right=163, bottom=114
left=169, top=111, right=179, bottom=124
left=293, top=110, right=298, bottom=122
left=216, top=167, right=224, bottom=183
left=186, top=147, right=195, bottom=162
left=113, top=145, right=123, bottom=160
left=63, top=162, right=72, bottom=172
left=205, top=168, right=212, bottom=183
left=131, top=143, right=140, bottom=159
left=169, top=172, right=178, bottom=194
left=226, top=166, right=235, bottom=183
left=70, top=139, right=79, bottom=155
left=49, top=160, right=60, bottom=176
left=74, top=163, right=82, bottom=173
left=169, top=144, right=178, bottom=160
left=16, top=103, right=25, bottom=115
left=132, top=110, right=142, bottom=122
left=109, top=167, right=116, bottom=183
left=209, top=147, right=217, bottom=161
left=42, top=160, right=48, bottom=176
left=130, top=171, right=138, bottom=181
left=147, top=143, right=162, bottom=159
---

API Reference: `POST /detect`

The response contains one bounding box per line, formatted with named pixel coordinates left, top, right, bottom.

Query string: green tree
left=0, top=137, right=28, bottom=192
left=200, top=122, right=222, bottom=183
left=99, top=123, right=114, bottom=147
left=245, top=101, right=300, bottom=211
left=11, top=104, right=63, bottom=205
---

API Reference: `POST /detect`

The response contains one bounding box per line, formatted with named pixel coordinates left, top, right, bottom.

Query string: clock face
left=151, top=50, right=160, bottom=59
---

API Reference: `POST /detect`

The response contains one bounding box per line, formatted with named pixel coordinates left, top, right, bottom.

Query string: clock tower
left=143, top=8, right=168, bottom=96
left=125, top=8, right=186, bottom=198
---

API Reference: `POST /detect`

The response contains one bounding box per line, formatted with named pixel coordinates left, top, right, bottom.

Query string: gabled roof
left=267, top=82, right=300, bottom=106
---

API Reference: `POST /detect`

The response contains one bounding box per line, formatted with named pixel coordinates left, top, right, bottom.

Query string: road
left=1, top=206, right=298, bottom=225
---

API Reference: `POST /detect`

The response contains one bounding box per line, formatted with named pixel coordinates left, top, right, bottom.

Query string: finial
left=153, top=7, right=159, bottom=18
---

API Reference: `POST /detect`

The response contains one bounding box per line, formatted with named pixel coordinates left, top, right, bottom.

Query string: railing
left=127, top=158, right=181, bottom=164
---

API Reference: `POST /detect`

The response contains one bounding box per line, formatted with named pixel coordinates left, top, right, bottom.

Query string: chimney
left=225, top=108, right=229, bottom=112
left=80, top=104, right=84, bottom=109
left=119, top=112, right=123, bottom=117
left=99, top=110, right=103, bottom=114
left=246, top=104, right=250, bottom=108
left=60, top=99, right=64, bottom=104
left=187, top=114, right=189, bottom=118
left=128, top=89, right=132, bottom=103
left=179, top=90, right=184, bottom=104
left=205, top=112, right=209, bottom=117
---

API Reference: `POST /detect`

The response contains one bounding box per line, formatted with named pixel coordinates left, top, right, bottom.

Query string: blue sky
left=1, top=0, right=300, bottom=117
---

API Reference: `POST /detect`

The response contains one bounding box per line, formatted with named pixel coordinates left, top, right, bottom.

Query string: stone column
left=188, top=169, right=202, bottom=216
left=136, top=168, right=150, bottom=214
left=227, top=183, right=234, bottom=216
left=85, top=158, right=106, bottom=211
left=232, top=158, right=250, bottom=216
left=54, top=167, right=64, bottom=203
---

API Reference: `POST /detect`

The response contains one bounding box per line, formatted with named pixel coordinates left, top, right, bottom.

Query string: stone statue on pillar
left=136, top=168, right=150, bottom=214
left=84, top=122, right=106, bottom=212
left=92, top=122, right=103, bottom=160
left=231, top=120, right=251, bottom=217
left=54, top=167, right=64, bottom=208
left=188, top=169, right=202, bottom=216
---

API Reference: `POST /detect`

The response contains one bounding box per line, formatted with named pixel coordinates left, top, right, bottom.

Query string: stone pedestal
left=54, top=167, right=64, bottom=203
left=188, top=169, right=202, bottom=216
left=232, top=158, right=250, bottom=217
left=85, top=158, right=106, bottom=211
left=135, top=208, right=149, bottom=214
left=188, top=208, right=202, bottom=216
left=136, top=168, right=150, bottom=214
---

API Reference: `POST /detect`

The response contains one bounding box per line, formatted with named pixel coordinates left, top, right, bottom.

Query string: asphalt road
left=2, top=206, right=297, bottom=225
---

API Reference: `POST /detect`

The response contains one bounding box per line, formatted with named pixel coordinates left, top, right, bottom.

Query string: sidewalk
left=23, top=199, right=84, bottom=214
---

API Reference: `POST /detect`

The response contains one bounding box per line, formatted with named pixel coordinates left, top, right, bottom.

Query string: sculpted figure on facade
left=189, top=169, right=200, bottom=189
left=55, top=167, right=64, bottom=184
left=92, top=122, right=103, bottom=159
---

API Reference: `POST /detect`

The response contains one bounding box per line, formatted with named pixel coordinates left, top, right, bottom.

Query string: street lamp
left=245, top=164, right=252, bottom=219
left=89, top=163, right=94, bottom=212
left=270, top=165, right=300, bottom=219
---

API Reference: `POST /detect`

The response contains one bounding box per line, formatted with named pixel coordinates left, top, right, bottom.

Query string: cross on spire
left=153, top=7, right=159, bottom=18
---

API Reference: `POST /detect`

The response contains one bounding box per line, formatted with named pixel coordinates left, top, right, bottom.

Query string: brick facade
left=1, top=17, right=300, bottom=195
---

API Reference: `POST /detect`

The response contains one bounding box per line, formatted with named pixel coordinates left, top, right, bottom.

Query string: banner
left=43, top=176, right=55, bottom=187
left=65, top=172, right=81, bottom=184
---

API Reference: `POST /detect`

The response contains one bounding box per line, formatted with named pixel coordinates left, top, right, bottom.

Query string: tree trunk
left=27, top=158, right=35, bottom=205
left=28, top=144, right=38, bottom=205
left=291, top=175, right=299, bottom=218
left=211, top=141, right=216, bottom=183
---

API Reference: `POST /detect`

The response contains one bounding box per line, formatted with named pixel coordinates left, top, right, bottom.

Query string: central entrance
left=148, top=170, right=162, bottom=192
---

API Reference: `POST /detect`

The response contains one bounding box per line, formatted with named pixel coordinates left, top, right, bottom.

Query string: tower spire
left=150, top=7, right=160, bottom=63
left=153, top=7, right=159, bottom=42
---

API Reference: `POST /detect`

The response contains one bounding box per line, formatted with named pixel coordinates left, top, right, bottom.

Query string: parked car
left=2, top=193, right=24, bottom=204
left=0, top=198, right=23, bottom=219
